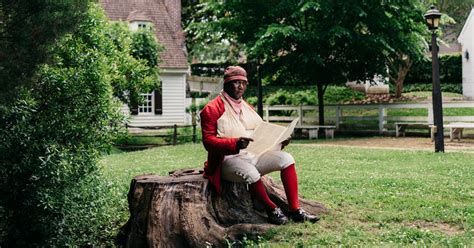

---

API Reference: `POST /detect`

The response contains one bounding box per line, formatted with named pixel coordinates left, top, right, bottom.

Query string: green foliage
left=0, top=4, right=161, bottom=246
left=187, top=0, right=427, bottom=85
left=166, top=126, right=202, bottom=144
left=403, top=83, right=462, bottom=94
left=431, top=0, right=474, bottom=35
left=185, top=0, right=428, bottom=124
left=440, top=54, right=463, bottom=83
left=186, top=100, right=209, bottom=113
left=405, top=54, right=462, bottom=84
left=246, top=96, right=258, bottom=106
left=244, top=86, right=364, bottom=106
left=131, top=27, right=163, bottom=68
left=105, top=22, right=160, bottom=108
left=264, top=89, right=315, bottom=105
left=0, top=0, right=91, bottom=102
left=324, top=87, right=365, bottom=104
left=182, top=1, right=242, bottom=63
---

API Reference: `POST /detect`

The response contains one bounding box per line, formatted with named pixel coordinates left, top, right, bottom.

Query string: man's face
left=224, top=80, right=248, bottom=100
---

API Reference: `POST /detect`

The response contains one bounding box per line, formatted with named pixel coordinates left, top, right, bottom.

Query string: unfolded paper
left=245, top=119, right=299, bottom=156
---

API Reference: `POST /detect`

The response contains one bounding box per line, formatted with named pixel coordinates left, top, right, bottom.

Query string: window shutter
left=130, top=104, right=139, bottom=115
left=154, top=83, right=163, bottom=115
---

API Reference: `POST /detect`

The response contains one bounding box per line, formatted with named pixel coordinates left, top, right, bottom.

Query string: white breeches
left=221, top=150, right=295, bottom=184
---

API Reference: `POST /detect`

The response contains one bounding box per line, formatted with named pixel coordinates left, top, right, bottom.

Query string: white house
left=458, top=8, right=474, bottom=100
left=101, top=0, right=189, bottom=127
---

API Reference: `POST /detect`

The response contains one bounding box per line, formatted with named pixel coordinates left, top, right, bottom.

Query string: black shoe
left=267, top=207, right=288, bottom=225
left=289, top=209, right=320, bottom=223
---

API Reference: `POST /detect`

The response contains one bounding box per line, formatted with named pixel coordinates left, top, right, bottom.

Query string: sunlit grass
left=99, top=142, right=474, bottom=247
left=404, top=91, right=463, bottom=99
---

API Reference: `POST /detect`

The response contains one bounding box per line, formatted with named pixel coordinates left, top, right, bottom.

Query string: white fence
left=263, top=102, right=474, bottom=133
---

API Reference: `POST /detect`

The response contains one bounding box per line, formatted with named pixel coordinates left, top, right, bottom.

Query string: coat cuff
left=231, top=137, right=239, bottom=154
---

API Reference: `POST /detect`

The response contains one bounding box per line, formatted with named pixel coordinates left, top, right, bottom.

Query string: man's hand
left=236, top=137, right=254, bottom=150
left=281, top=136, right=292, bottom=150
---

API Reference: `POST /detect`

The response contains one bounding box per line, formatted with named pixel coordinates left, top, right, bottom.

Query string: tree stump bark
left=118, top=168, right=329, bottom=247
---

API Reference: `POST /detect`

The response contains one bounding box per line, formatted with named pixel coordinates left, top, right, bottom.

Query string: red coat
left=200, top=96, right=239, bottom=194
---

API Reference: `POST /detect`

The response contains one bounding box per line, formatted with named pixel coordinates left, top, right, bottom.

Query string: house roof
left=439, top=30, right=461, bottom=54
left=126, top=10, right=152, bottom=22
left=458, top=8, right=474, bottom=43
left=100, top=0, right=188, bottom=69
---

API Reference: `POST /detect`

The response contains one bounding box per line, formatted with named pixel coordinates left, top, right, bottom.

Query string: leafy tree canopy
left=430, top=0, right=474, bottom=36
left=194, top=1, right=427, bottom=83
left=186, top=0, right=428, bottom=123
left=183, top=0, right=243, bottom=63
left=0, top=0, right=91, bottom=101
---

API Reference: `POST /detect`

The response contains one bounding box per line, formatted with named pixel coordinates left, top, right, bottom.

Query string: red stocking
left=281, top=164, right=300, bottom=212
left=249, top=179, right=277, bottom=211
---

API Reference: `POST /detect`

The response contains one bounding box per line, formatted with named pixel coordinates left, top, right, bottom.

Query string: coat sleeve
left=200, top=102, right=239, bottom=155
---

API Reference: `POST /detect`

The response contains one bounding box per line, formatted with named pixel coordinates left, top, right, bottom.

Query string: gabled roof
left=458, top=8, right=474, bottom=43
left=100, top=0, right=188, bottom=69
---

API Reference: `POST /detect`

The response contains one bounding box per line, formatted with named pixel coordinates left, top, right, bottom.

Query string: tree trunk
left=118, top=169, right=329, bottom=247
left=390, top=55, right=413, bottom=98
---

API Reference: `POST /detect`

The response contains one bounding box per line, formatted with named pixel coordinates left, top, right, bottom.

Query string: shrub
left=246, top=96, right=258, bottom=106
left=325, top=86, right=365, bottom=103
left=251, top=86, right=364, bottom=106
left=405, top=54, right=462, bottom=85
left=403, top=83, right=462, bottom=94
left=106, top=22, right=160, bottom=108
left=0, top=4, right=159, bottom=246
left=265, top=89, right=295, bottom=105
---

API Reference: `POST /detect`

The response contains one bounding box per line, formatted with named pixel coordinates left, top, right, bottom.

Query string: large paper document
left=245, top=119, right=299, bottom=156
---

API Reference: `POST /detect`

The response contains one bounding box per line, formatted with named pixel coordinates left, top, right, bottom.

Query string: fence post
left=298, top=104, right=303, bottom=126
left=427, top=103, right=434, bottom=124
left=378, top=104, right=387, bottom=134
left=192, top=124, right=196, bottom=144
left=335, top=105, right=341, bottom=129
left=264, top=105, right=269, bottom=122
left=173, top=124, right=177, bottom=145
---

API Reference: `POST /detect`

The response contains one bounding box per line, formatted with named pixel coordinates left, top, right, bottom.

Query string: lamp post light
left=424, top=5, right=445, bottom=152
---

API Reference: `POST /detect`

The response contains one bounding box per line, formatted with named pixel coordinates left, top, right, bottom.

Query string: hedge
left=244, top=85, right=365, bottom=106
left=405, top=54, right=462, bottom=85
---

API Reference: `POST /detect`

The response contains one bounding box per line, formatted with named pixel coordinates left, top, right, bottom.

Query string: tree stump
left=118, top=168, right=329, bottom=247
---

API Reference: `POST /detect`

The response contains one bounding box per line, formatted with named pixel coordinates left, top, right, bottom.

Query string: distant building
left=439, top=28, right=462, bottom=55
left=458, top=8, right=474, bottom=100
left=101, top=0, right=189, bottom=126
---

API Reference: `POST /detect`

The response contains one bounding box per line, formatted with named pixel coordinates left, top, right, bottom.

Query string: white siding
left=122, top=72, right=187, bottom=127
left=462, top=44, right=474, bottom=99
left=460, top=9, right=474, bottom=99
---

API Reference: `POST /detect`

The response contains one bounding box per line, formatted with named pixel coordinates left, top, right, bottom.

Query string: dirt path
left=302, top=137, right=474, bottom=152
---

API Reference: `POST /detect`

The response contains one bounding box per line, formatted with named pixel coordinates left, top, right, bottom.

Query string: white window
left=129, top=21, right=152, bottom=31
left=138, top=92, right=154, bottom=115
left=138, top=22, right=148, bottom=29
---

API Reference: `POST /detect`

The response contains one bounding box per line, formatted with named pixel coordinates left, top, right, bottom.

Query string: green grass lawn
left=404, top=91, right=464, bottom=99
left=99, top=143, right=473, bottom=247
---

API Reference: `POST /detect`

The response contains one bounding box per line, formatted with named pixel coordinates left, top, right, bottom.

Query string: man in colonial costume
left=200, top=66, right=319, bottom=225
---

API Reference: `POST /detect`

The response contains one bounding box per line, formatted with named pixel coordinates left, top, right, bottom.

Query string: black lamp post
left=424, top=5, right=445, bottom=152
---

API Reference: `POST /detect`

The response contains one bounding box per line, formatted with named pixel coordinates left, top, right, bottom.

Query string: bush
left=0, top=4, right=158, bottom=246
left=325, top=86, right=365, bottom=104
left=246, top=96, right=258, bottom=106
left=405, top=54, right=462, bottom=85
left=403, top=83, right=462, bottom=94
left=245, top=85, right=364, bottom=106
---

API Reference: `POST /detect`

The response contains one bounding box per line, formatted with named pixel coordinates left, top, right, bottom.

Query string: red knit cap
left=223, top=66, right=248, bottom=84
